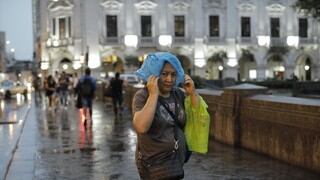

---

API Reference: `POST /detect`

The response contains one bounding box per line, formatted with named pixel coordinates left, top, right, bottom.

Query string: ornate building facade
left=33, top=0, right=320, bottom=81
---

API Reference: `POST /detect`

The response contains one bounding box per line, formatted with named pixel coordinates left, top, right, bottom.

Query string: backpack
left=80, top=78, right=93, bottom=97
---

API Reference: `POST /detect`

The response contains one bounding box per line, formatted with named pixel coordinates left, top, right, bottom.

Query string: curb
left=1, top=103, right=32, bottom=180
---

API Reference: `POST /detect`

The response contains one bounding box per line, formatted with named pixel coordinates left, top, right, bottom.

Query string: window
left=299, top=18, right=308, bottom=38
left=209, top=15, right=219, bottom=37
left=106, top=15, right=118, bottom=37
left=249, top=69, right=257, bottom=79
left=52, top=19, right=56, bottom=36
left=270, top=18, right=280, bottom=37
left=68, top=17, right=71, bottom=38
left=59, top=18, right=66, bottom=39
left=174, top=16, right=185, bottom=37
left=51, top=17, right=72, bottom=40
left=241, top=17, right=251, bottom=37
left=141, top=16, right=152, bottom=37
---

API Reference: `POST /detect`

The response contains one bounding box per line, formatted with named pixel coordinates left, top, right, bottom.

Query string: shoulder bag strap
left=158, top=93, right=180, bottom=150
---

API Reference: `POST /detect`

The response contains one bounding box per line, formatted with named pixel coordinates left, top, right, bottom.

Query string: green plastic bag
left=184, top=96, right=210, bottom=154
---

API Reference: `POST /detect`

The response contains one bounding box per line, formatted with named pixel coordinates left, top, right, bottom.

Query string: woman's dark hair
left=85, top=67, right=91, bottom=75
left=115, top=72, right=120, bottom=79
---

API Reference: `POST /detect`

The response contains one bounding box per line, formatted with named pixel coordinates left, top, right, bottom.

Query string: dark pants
left=112, top=95, right=123, bottom=114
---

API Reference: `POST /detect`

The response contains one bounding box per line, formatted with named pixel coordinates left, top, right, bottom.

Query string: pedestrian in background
left=110, top=72, right=124, bottom=116
left=44, top=75, right=57, bottom=111
left=33, top=74, right=42, bottom=102
left=58, top=71, right=69, bottom=107
left=132, top=52, right=201, bottom=179
left=72, top=72, right=79, bottom=100
left=77, top=67, right=96, bottom=128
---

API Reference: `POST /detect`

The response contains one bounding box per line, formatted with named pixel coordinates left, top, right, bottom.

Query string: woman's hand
left=184, top=74, right=199, bottom=107
left=146, top=75, right=159, bottom=97
left=183, top=74, right=196, bottom=96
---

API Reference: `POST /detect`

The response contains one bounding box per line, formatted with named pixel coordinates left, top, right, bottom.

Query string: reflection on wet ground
left=30, top=98, right=319, bottom=180
left=34, top=99, right=137, bottom=180
left=0, top=97, right=28, bottom=124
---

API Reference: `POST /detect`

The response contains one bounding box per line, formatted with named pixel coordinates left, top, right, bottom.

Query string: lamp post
left=218, top=65, right=224, bottom=79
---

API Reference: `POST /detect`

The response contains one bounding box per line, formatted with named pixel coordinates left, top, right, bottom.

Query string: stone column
left=312, top=64, right=320, bottom=80
left=255, top=48, right=267, bottom=81
left=225, top=0, right=238, bottom=80
left=84, top=0, right=100, bottom=69
left=158, top=0, right=168, bottom=35
left=224, top=66, right=238, bottom=80
left=257, top=0, right=267, bottom=35
left=125, top=0, right=136, bottom=34
left=256, top=64, right=266, bottom=81
left=192, top=0, right=206, bottom=77
left=285, top=65, right=295, bottom=80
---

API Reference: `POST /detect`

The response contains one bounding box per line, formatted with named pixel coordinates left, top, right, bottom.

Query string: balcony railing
left=99, top=36, right=121, bottom=46
left=205, top=36, right=226, bottom=45
left=140, top=37, right=155, bottom=47
left=270, top=37, right=286, bottom=47
left=172, top=36, right=191, bottom=46
left=299, top=37, right=318, bottom=45
left=46, top=37, right=74, bottom=47
left=238, top=37, right=256, bottom=45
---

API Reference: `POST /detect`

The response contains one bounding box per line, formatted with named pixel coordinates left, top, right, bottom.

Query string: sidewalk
left=0, top=100, right=31, bottom=180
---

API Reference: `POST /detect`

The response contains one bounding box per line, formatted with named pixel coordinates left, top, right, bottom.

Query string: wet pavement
left=0, top=96, right=31, bottom=180
left=2, top=94, right=320, bottom=179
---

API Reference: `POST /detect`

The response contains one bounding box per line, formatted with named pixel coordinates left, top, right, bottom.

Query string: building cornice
left=101, top=0, right=123, bottom=13
left=134, top=0, right=157, bottom=14
left=48, top=0, right=74, bottom=12
left=266, top=2, right=286, bottom=16
left=238, top=0, right=256, bottom=13
left=203, top=0, right=225, bottom=9
left=169, top=1, right=190, bottom=12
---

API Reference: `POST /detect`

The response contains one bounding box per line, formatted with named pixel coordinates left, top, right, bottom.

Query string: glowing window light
left=227, top=58, right=238, bottom=67
left=257, top=36, right=270, bottom=47
left=287, top=36, right=299, bottom=48
left=158, top=35, right=172, bottom=47
left=124, top=35, right=138, bottom=48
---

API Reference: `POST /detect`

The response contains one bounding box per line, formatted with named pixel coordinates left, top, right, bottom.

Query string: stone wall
left=199, top=84, right=320, bottom=173
left=240, top=95, right=320, bottom=172
left=197, top=89, right=222, bottom=140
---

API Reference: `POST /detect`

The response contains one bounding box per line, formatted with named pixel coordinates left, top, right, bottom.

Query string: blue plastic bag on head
left=135, top=52, right=185, bottom=87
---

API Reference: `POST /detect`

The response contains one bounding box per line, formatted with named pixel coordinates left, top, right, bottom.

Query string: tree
left=207, top=51, right=227, bottom=63
left=294, top=0, right=320, bottom=20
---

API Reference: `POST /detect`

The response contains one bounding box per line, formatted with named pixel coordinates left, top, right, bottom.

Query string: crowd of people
left=33, top=70, right=80, bottom=111
left=32, top=67, right=126, bottom=128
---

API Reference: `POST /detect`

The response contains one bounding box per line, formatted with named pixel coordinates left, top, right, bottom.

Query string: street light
left=40, top=61, right=49, bottom=70
left=304, top=65, right=310, bottom=71
left=62, top=64, right=68, bottom=70
left=218, top=65, right=223, bottom=79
